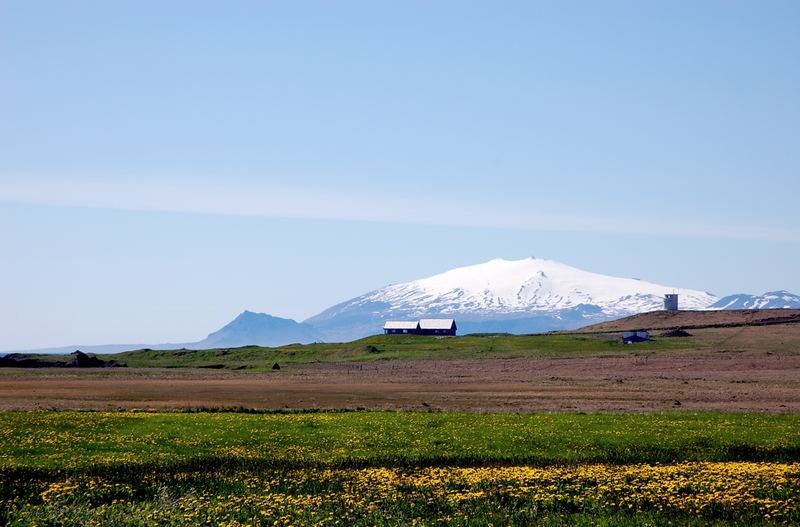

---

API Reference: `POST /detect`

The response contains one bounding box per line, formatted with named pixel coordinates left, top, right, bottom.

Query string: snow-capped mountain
left=370, top=258, right=715, bottom=315
left=710, top=291, right=800, bottom=310
left=305, top=258, right=718, bottom=340
left=14, top=258, right=800, bottom=353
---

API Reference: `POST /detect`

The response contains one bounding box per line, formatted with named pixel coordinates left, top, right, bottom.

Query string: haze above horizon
left=1, top=1, right=798, bottom=349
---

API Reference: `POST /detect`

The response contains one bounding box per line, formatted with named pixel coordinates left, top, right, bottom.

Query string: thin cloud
left=1, top=175, right=798, bottom=242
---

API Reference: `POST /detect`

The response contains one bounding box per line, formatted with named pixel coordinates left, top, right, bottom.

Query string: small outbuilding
left=623, top=330, right=650, bottom=344
left=383, top=321, right=420, bottom=335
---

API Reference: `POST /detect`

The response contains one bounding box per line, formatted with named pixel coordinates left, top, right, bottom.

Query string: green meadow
left=2, top=411, right=799, bottom=526
left=107, top=332, right=700, bottom=369
left=2, top=411, right=798, bottom=470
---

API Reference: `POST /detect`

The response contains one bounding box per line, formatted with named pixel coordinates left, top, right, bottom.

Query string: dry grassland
left=1, top=322, right=798, bottom=413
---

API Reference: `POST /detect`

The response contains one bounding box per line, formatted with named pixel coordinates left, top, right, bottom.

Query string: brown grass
left=1, top=323, right=798, bottom=413
left=573, top=309, right=800, bottom=333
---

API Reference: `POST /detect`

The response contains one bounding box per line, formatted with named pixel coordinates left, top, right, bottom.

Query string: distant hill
left=3, top=311, right=320, bottom=355
left=192, top=310, right=321, bottom=348
left=573, top=309, right=800, bottom=333
left=710, top=291, right=800, bottom=310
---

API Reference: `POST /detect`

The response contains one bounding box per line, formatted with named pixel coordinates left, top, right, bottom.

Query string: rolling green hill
left=106, top=332, right=697, bottom=370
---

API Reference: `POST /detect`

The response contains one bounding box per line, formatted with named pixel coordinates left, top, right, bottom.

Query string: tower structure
left=664, top=294, right=679, bottom=311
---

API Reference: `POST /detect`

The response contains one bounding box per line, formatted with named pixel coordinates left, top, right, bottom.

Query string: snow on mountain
left=305, top=257, right=718, bottom=340
left=710, top=291, right=800, bottom=310
left=371, top=257, right=715, bottom=315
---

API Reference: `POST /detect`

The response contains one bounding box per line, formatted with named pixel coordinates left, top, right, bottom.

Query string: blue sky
left=1, top=1, right=799, bottom=350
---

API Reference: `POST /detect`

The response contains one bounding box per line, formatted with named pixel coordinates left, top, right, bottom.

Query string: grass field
left=107, top=333, right=703, bottom=370
left=2, top=411, right=799, bottom=526
left=3, top=323, right=799, bottom=524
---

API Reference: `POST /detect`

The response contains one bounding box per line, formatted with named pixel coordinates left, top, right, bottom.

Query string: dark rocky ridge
left=0, top=350, right=126, bottom=368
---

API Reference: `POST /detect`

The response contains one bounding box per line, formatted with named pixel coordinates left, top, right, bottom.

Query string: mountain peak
left=305, top=257, right=719, bottom=341
left=236, top=310, right=267, bottom=319
left=401, top=257, right=715, bottom=315
left=711, top=291, right=800, bottom=310
left=199, top=310, right=320, bottom=348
